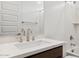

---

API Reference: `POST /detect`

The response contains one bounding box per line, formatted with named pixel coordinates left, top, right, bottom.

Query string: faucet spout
left=17, top=33, right=23, bottom=42
left=26, top=28, right=30, bottom=42
left=21, top=28, right=25, bottom=36
left=26, top=28, right=35, bottom=42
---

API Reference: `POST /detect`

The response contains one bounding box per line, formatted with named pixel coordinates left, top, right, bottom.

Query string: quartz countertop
left=0, top=38, right=65, bottom=58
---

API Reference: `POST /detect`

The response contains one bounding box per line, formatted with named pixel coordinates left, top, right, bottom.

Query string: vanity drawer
left=26, top=46, right=63, bottom=58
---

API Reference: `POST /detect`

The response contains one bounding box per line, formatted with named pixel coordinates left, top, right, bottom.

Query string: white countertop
left=0, top=38, right=65, bottom=58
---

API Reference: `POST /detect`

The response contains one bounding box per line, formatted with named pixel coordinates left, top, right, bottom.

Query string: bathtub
left=67, top=46, right=79, bottom=57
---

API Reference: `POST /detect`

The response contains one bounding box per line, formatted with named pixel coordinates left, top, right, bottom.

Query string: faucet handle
left=30, top=30, right=32, bottom=34
left=16, top=33, right=23, bottom=42
left=17, top=33, right=21, bottom=36
left=21, top=21, right=24, bottom=24
left=21, top=28, right=26, bottom=36
left=70, top=35, right=74, bottom=40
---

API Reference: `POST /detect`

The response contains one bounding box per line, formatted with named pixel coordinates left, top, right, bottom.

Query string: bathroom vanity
left=0, top=38, right=65, bottom=58
left=26, top=46, right=63, bottom=58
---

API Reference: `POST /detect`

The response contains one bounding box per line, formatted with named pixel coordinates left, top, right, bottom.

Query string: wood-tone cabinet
left=25, top=46, right=63, bottom=58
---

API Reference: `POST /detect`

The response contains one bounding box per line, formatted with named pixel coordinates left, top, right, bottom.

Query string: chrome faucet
left=26, top=28, right=34, bottom=41
left=21, top=28, right=26, bottom=36
left=27, top=28, right=31, bottom=41
left=16, top=28, right=26, bottom=42
left=17, top=33, right=23, bottom=42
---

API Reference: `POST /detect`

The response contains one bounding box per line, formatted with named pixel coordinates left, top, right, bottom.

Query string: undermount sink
left=15, top=40, right=51, bottom=50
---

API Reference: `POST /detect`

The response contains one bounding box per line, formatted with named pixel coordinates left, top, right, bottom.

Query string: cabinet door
left=26, top=46, right=63, bottom=58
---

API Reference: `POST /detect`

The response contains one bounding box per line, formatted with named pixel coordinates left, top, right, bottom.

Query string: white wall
left=22, top=1, right=44, bottom=36
left=0, top=1, right=78, bottom=50
left=44, top=1, right=65, bottom=40
left=44, top=1, right=75, bottom=50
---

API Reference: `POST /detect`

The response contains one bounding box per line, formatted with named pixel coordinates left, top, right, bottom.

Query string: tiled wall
left=22, top=1, right=44, bottom=35
left=44, top=1, right=76, bottom=50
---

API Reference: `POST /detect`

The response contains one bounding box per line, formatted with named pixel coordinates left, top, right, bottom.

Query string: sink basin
left=15, top=40, right=51, bottom=49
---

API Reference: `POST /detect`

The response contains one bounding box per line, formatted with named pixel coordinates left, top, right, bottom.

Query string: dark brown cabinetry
left=25, top=46, right=63, bottom=58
